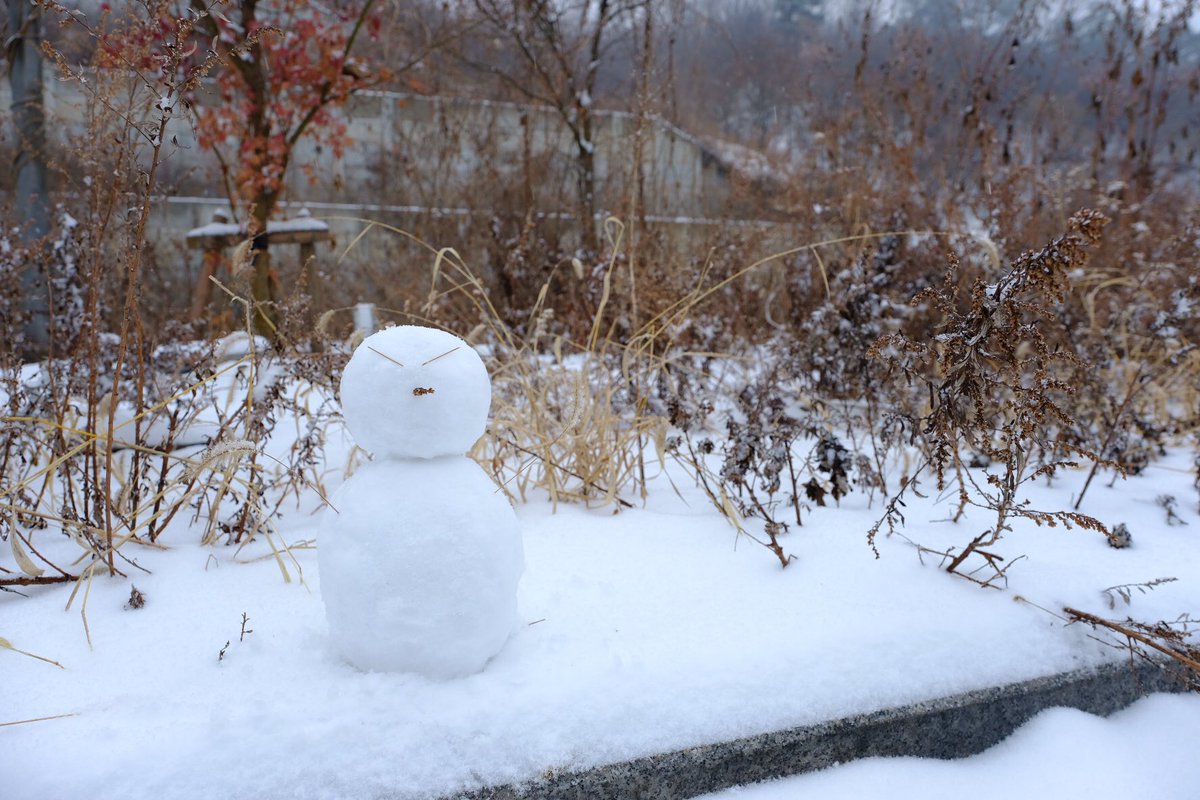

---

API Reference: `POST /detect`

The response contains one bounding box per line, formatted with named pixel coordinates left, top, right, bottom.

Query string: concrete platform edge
left=443, top=659, right=1188, bottom=800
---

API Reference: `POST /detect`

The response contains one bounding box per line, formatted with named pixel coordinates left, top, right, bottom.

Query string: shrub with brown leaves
left=868, top=210, right=1115, bottom=586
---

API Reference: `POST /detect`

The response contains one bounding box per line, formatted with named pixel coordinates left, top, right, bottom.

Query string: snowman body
left=319, top=326, right=523, bottom=678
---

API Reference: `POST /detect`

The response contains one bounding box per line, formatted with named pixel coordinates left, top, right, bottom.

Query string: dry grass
left=0, top=317, right=345, bottom=645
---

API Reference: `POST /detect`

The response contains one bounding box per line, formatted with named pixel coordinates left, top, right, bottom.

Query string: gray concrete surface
left=442, top=659, right=1187, bottom=800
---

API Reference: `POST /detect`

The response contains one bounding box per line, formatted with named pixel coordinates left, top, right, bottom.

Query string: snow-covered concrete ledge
left=454, top=660, right=1185, bottom=800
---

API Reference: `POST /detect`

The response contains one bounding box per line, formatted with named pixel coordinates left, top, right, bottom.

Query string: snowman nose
left=412, top=387, right=435, bottom=397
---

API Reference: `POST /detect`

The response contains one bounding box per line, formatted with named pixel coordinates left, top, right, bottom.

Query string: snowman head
left=339, top=326, right=491, bottom=459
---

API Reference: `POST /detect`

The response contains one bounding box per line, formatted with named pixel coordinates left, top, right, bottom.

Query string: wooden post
left=189, top=248, right=223, bottom=324
left=300, top=241, right=319, bottom=310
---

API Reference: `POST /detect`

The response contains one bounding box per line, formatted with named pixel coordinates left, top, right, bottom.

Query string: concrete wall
left=2, top=75, right=732, bottom=223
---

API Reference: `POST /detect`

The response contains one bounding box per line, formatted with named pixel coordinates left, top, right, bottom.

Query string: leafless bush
left=867, top=210, right=1116, bottom=586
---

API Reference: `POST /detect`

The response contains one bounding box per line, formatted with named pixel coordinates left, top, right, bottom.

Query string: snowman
left=318, top=325, right=523, bottom=677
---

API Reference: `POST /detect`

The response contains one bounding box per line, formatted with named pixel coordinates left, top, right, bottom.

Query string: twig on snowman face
left=367, top=346, right=404, bottom=368
left=421, top=346, right=460, bottom=366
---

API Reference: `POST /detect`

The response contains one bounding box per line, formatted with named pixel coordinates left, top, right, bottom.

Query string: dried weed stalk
left=868, top=210, right=1115, bottom=586
left=1064, top=607, right=1200, bottom=690
left=1102, top=577, right=1178, bottom=611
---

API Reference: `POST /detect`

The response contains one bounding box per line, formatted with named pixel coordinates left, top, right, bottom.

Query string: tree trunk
left=7, top=1, right=51, bottom=358
left=249, top=194, right=278, bottom=338
left=577, top=128, right=599, bottom=255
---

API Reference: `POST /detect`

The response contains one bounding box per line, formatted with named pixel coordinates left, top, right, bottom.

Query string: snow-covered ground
left=4, top=432, right=1198, bottom=799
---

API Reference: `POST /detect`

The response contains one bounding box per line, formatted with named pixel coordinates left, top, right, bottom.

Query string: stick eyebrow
left=422, top=346, right=460, bottom=366
left=367, top=346, right=404, bottom=367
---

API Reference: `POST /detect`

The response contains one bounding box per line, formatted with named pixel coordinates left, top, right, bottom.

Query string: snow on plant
left=776, top=229, right=927, bottom=500
left=0, top=229, right=30, bottom=365
left=867, top=209, right=1115, bottom=587
left=660, top=352, right=876, bottom=569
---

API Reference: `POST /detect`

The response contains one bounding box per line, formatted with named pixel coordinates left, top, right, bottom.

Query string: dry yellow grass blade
left=0, top=503, right=100, bottom=538
left=63, top=561, right=101, bottom=649
left=183, top=440, right=258, bottom=483
left=233, top=521, right=304, bottom=586
left=9, top=531, right=45, bottom=578
left=325, top=216, right=520, bottom=347
left=0, top=636, right=66, bottom=669
left=587, top=219, right=625, bottom=352
left=0, top=713, right=79, bottom=727
left=258, top=450, right=339, bottom=514
left=211, top=273, right=278, bottom=337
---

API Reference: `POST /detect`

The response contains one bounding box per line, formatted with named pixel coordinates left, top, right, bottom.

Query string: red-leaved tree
left=188, top=0, right=388, bottom=335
